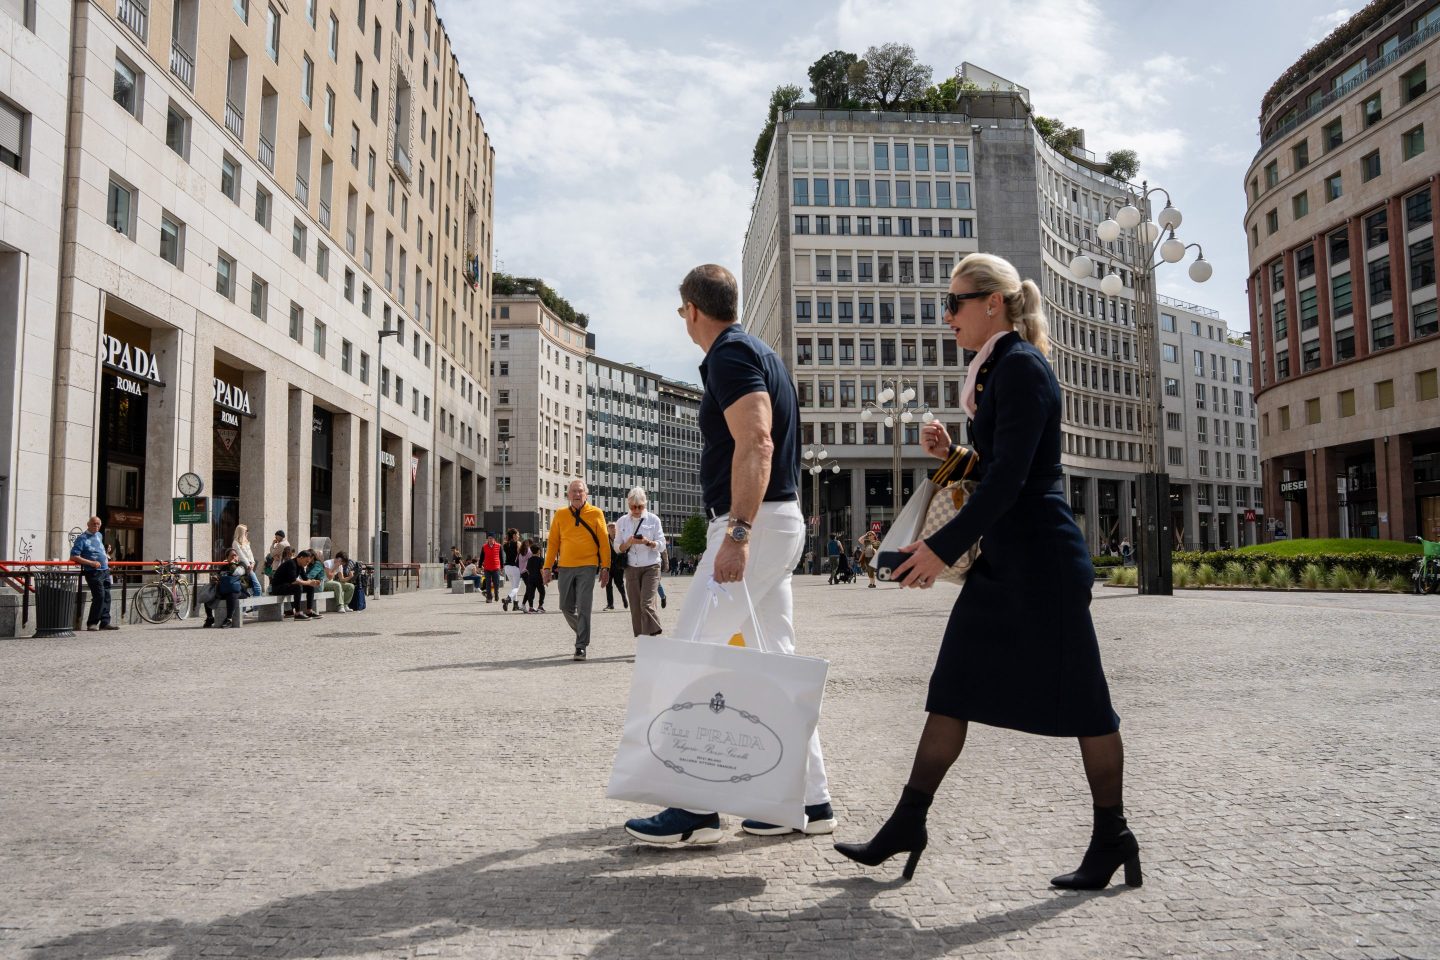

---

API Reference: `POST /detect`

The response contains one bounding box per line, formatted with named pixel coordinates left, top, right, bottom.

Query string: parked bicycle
left=1412, top=537, right=1440, bottom=595
left=135, top=560, right=193, bottom=623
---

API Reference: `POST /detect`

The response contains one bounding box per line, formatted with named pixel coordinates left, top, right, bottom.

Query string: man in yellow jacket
left=543, top=479, right=611, bottom=661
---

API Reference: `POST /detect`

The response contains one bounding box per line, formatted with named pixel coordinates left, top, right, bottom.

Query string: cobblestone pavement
left=2, top=578, right=1438, bottom=960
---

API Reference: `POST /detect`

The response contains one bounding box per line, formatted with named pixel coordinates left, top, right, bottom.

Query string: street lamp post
left=860, top=379, right=933, bottom=524
left=801, top=442, right=839, bottom=575
left=498, top=434, right=510, bottom=536
left=373, top=326, right=400, bottom=587
left=1068, top=182, right=1212, bottom=596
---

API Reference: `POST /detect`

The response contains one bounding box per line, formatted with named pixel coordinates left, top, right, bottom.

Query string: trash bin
left=34, top=572, right=78, bottom=639
left=379, top=575, right=395, bottom=596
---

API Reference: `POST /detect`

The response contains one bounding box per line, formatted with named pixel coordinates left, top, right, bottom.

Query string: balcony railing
left=224, top=100, right=244, bottom=140
left=117, top=0, right=147, bottom=39
left=318, top=200, right=331, bottom=229
left=295, top=175, right=308, bottom=205
left=257, top=135, right=274, bottom=171
left=1257, top=18, right=1440, bottom=158
left=392, top=141, right=412, bottom=180
left=169, top=42, right=195, bottom=89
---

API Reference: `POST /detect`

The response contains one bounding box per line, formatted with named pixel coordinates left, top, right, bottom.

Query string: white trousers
left=674, top=500, right=830, bottom=807
left=504, top=565, right=521, bottom=601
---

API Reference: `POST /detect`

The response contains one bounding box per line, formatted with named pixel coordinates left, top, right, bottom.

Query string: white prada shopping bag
left=606, top=583, right=828, bottom=830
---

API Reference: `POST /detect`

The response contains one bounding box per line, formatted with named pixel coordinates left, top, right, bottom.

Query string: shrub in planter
left=1195, top=562, right=1216, bottom=586
left=1250, top=561, right=1271, bottom=587
left=1359, top=568, right=1383, bottom=592
left=1092, top=555, right=1122, bottom=567
left=1172, top=562, right=1193, bottom=588
left=1270, top=566, right=1295, bottom=589
left=1107, top=566, right=1128, bottom=585
left=1388, top=574, right=1411, bottom=593
left=1327, top=566, right=1355, bottom=591
left=1300, top=563, right=1326, bottom=590
left=1222, top=561, right=1248, bottom=585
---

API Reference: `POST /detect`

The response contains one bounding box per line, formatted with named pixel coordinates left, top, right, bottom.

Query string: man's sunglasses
left=944, top=291, right=989, bottom=315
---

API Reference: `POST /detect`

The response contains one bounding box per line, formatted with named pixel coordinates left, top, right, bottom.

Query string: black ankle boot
left=1051, top=803, right=1142, bottom=890
left=834, top=785, right=932, bottom=880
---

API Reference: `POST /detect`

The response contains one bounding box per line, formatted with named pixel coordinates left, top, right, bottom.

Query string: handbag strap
left=932, top=445, right=978, bottom=486
left=695, top=579, right=775, bottom=654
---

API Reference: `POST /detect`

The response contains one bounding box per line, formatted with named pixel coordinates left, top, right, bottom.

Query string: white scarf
left=961, top=330, right=1013, bottom=417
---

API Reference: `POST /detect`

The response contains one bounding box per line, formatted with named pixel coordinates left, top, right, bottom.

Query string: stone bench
left=235, top=592, right=334, bottom=624
left=450, top=580, right=475, bottom=594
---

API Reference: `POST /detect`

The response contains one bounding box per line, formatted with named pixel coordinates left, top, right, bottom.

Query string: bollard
left=34, top=573, right=78, bottom=639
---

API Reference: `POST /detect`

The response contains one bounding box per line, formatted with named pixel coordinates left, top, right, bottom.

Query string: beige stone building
left=1244, top=0, right=1440, bottom=542
left=490, top=293, right=589, bottom=538
left=0, top=0, right=495, bottom=566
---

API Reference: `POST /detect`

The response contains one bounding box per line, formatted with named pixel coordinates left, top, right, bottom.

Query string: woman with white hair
left=612, top=486, right=666, bottom=637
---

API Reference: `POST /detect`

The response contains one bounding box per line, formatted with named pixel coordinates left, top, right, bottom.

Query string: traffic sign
left=172, top=497, right=208, bottom=525
left=1244, top=509, right=1256, bottom=522
left=870, top=521, right=883, bottom=533
left=463, top=513, right=478, bottom=529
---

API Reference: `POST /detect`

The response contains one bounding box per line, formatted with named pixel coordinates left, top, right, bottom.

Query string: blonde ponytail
left=1013, top=279, right=1051, bottom=358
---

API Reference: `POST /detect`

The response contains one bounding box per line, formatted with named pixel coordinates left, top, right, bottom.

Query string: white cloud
left=1307, top=7, right=1354, bottom=43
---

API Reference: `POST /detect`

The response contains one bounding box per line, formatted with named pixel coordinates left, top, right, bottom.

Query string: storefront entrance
left=311, top=409, right=334, bottom=539
left=211, top=361, right=253, bottom=559
left=97, top=316, right=164, bottom=561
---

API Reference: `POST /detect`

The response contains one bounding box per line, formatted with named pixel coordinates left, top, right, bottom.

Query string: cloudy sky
left=441, top=0, right=1356, bottom=383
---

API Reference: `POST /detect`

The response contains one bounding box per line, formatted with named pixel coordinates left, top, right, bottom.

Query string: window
left=1300, top=287, right=1318, bottom=329
left=250, top=275, right=267, bottom=320
left=1403, top=125, right=1425, bottom=160
left=106, top=177, right=134, bottom=238
left=1335, top=328, right=1355, bottom=361
left=1372, top=312, right=1395, bottom=350
left=1164, top=377, right=1179, bottom=397
left=327, top=12, right=338, bottom=59
left=1325, top=172, right=1342, bottom=202
left=1363, top=93, right=1382, bottom=127
left=1323, top=118, right=1343, bottom=152
left=1332, top=272, right=1353, bottom=316
left=354, top=55, right=364, bottom=98
left=1375, top=379, right=1394, bottom=409
left=1266, top=209, right=1278, bottom=234
left=1279, top=405, right=1290, bottom=430
left=1296, top=244, right=1315, bottom=279
left=1366, top=210, right=1388, bottom=248
left=220, top=153, right=241, bottom=202
left=113, top=58, right=140, bottom=117
left=266, top=4, right=280, bottom=61
left=343, top=268, right=355, bottom=301
left=315, top=242, right=329, bottom=280
left=1419, top=368, right=1439, bottom=401
left=1408, top=190, right=1433, bottom=229
left=1264, top=160, right=1278, bottom=187
left=1416, top=299, right=1439, bottom=338
left=359, top=352, right=369, bottom=384
left=301, top=54, right=314, bottom=105
left=1338, top=388, right=1356, bottom=417
left=1403, top=64, right=1427, bottom=102
left=254, top=185, right=272, bottom=229
left=323, top=86, right=335, bottom=133
left=159, top=214, right=183, bottom=267
left=292, top=218, right=307, bottom=260
left=1168, top=447, right=1183, bottom=467
left=1411, top=238, right=1435, bottom=289
left=312, top=319, right=326, bottom=357
left=1369, top=256, right=1392, bottom=304
left=1292, top=191, right=1309, bottom=219
left=1162, top=343, right=1177, bottom=363
left=1292, top=139, right=1308, bottom=170
left=1361, top=149, right=1381, bottom=181
left=305, top=0, right=315, bottom=26
left=341, top=339, right=352, bottom=374
left=288, top=301, right=304, bottom=343
left=793, top=178, right=808, bottom=205
left=1330, top=229, right=1350, bottom=264
left=215, top=251, right=235, bottom=300
left=875, top=142, right=889, bottom=170
left=165, top=103, right=190, bottom=158
left=1303, top=341, right=1321, bottom=372
left=234, top=0, right=248, bottom=22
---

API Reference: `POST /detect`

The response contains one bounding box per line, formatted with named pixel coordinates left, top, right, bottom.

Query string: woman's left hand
left=892, top=540, right=946, bottom=589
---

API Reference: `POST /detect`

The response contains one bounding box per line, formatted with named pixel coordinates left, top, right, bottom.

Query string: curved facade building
left=1244, top=0, right=1440, bottom=541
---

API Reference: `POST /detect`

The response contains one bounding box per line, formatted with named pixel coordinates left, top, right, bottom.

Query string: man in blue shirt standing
left=70, top=516, right=118, bottom=631
left=622, top=264, right=835, bottom=845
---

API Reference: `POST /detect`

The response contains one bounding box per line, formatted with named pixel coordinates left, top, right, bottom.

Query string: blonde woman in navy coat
left=834, top=253, right=1140, bottom=891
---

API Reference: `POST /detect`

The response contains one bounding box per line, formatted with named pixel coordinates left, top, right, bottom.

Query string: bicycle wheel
left=170, top=581, right=192, bottom=620
left=135, top=583, right=175, bottom=624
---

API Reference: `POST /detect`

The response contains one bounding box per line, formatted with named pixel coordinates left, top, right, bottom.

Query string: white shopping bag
left=606, top=582, right=829, bottom=830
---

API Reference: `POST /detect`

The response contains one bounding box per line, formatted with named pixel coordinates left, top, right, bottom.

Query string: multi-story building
left=1244, top=0, right=1440, bottom=541
left=657, top=377, right=702, bottom=550
left=0, top=0, right=496, bottom=567
left=742, top=64, right=1229, bottom=551
left=585, top=354, right=661, bottom=522
left=488, top=292, right=589, bottom=537
left=1157, top=296, right=1264, bottom=549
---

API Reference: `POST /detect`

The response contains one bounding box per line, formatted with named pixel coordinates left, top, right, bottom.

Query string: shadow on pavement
left=30, top=827, right=1117, bottom=959
left=402, top=654, right=635, bottom=673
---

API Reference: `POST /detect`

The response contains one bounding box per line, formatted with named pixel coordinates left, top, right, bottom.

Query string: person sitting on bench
left=270, top=547, right=322, bottom=620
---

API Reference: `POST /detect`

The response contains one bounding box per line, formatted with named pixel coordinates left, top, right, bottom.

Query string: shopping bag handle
left=696, top=579, right=775, bottom=654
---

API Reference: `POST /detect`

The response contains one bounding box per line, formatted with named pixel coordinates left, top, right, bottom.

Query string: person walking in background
left=603, top=522, right=629, bottom=611
left=613, top=487, right=666, bottom=637
left=1119, top=538, right=1134, bottom=567
left=624, top=263, right=835, bottom=845
left=70, top=515, right=118, bottom=632
left=542, top=479, right=610, bottom=660
left=231, top=524, right=261, bottom=597
left=860, top=530, right=880, bottom=588
left=522, top=538, right=546, bottom=613
left=827, top=534, right=843, bottom=584
left=657, top=547, right=669, bottom=609
left=502, top=529, right=523, bottom=611
left=833, top=252, right=1140, bottom=891
left=480, top=534, right=503, bottom=603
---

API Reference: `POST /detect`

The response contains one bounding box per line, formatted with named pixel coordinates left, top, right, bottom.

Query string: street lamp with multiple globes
left=859, top=379, right=934, bottom=521
left=1068, top=182, right=1212, bottom=596
left=801, top=441, right=840, bottom=575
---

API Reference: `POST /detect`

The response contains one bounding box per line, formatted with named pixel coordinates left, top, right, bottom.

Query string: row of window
left=795, top=335, right=961, bottom=368
left=792, top=178, right=974, bottom=210
left=794, top=215, right=974, bottom=238
left=1268, top=370, right=1440, bottom=436
left=791, top=139, right=971, bottom=174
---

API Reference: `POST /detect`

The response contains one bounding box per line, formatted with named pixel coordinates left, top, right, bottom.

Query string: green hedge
left=1173, top=549, right=1414, bottom=579
left=1092, top=555, right=1123, bottom=567
left=1234, top=538, right=1420, bottom=558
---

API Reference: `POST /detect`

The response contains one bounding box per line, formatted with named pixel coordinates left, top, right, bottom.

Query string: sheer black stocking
left=904, top=713, right=970, bottom=797
left=1078, top=731, right=1125, bottom=808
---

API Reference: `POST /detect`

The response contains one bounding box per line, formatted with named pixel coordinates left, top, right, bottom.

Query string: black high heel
left=1050, top=804, right=1143, bottom=890
left=833, top=785, right=932, bottom=880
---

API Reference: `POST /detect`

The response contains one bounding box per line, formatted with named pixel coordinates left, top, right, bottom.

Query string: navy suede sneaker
left=741, top=802, right=838, bottom=837
left=624, top=808, right=723, bottom=846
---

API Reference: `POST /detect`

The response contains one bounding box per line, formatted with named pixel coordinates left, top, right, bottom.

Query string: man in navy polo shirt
left=623, top=263, right=835, bottom=846
left=70, top=516, right=118, bottom=631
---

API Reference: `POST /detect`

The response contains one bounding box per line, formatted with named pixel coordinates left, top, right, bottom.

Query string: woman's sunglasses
left=944, top=291, right=989, bottom=315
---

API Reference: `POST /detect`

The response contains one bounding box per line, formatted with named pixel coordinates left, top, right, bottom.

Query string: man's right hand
left=541, top=569, right=553, bottom=586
